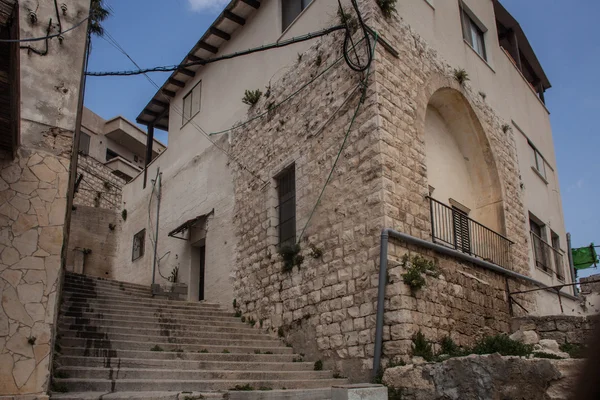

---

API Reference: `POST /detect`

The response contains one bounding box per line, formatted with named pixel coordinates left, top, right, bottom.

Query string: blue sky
left=84, top=0, right=599, bottom=275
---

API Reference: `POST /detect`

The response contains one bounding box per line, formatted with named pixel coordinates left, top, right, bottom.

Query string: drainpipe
left=151, top=168, right=161, bottom=286
left=372, top=228, right=579, bottom=379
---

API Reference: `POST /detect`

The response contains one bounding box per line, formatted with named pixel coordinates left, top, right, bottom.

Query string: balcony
left=428, top=197, right=513, bottom=269
left=105, top=156, right=142, bottom=183
left=531, top=232, right=566, bottom=281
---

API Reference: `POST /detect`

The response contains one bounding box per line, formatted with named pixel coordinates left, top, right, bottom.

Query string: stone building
left=104, top=0, right=577, bottom=380
left=65, top=108, right=166, bottom=279
left=0, top=0, right=90, bottom=398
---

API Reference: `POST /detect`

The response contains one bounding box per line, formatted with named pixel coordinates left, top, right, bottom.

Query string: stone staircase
left=51, top=272, right=346, bottom=399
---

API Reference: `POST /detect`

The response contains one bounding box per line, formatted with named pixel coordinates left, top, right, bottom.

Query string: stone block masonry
left=512, top=315, right=599, bottom=345
left=226, top=0, right=536, bottom=381
left=73, top=154, right=125, bottom=211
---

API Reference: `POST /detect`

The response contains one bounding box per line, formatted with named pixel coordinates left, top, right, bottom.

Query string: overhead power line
left=85, top=25, right=347, bottom=77
left=0, top=17, right=89, bottom=43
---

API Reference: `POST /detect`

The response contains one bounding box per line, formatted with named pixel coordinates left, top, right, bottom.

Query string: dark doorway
left=198, top=246, right=206, bottom=301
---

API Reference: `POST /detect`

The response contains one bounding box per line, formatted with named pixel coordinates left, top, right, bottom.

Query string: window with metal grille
left=460, top=4, right=487, bottom=60
left=79, top=132, right=90, bottom=155
left=452, top=207, right=471, bottom=254
left=281, top=0, right=312, bottom=32
left=277, top=165, right=296, bottom=247
left=132, top=229, right=146, bottom=261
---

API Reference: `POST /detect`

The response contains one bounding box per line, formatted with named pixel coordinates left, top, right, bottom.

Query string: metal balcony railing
left=428, top=197, right=513, bottom=269
left=530, top=232, right=566, bottom=281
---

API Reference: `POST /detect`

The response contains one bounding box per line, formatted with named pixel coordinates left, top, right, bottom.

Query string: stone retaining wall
left=511, top=315, right=599, bottom=345
left=72, top=154, right=124, bottom=211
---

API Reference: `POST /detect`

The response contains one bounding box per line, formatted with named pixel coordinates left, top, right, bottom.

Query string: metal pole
left=372, top=229, right=389, bottom=380
left=151, top=168, right=161, bottom=286
left=143, top=124, right=155, bottom=189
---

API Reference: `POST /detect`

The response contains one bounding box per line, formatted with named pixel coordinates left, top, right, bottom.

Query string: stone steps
left=60, top=303, right=235, bottom=318
left=64, top=272, right=151, bottom=290
left=59, top=348, right=300, bottom=362
left=57, top=356, right=315, bottom=371
left=56, top=366, right=333, bottom=381
left=53, top=273, right=342, bottom=398
left=58, top=330, right=285, bottom=347
left=52, top=378, right=343, bottom=392
left=59, top=315, right=252, bottom=330
left=51, top=388, right=333, bottom=400
left=59, top=323, right=271, bottom=339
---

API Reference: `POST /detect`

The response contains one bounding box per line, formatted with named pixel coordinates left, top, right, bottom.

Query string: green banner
left=572, top=244, right=598, bottom=270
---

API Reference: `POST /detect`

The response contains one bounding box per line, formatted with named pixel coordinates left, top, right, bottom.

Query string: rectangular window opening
left=182, top=81, right=202, bottom=125
left=460, top=4, right=487, bottom=60
left=529, top=216, right=550, bottom=273
left=132, top=229, right=146, bottom=261
left=529, top=142, right=547, bottom=180
left=79, top=132, right=90, bottom=155
left=276, top=164, right=296, bottom=247
left=282, top=0, right=312, bottom=32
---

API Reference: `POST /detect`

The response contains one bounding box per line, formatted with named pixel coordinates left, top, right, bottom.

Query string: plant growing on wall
left=411, top=331, right=434, bottom=361
left=337, top=6, right=358, bottom=32
left=108, top=223, right=116, bottom=231
left=376, top=0, right=397, bottom=18
left=453, top=68, right=470, bottom=85
left=82, top=248, right=92, bottom=255
left=401, top=254, right=438, bottom=291
left=278, top=244, right=303, bottom=272
left=242, top=89, right=262, bottom=107
left=502, top=124, right=511, bottom=133
left=168, top=266, right=179, bottom=283
left=309, top=244, right=323, bottom=259
left=121, top=209, right=127, bottom=221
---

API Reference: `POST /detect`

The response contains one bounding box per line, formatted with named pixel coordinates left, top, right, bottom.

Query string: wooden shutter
left=453, top=207, right=471, bottom=254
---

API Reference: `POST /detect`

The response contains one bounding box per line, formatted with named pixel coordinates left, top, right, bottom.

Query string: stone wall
left=66, top=206, right=121, bottom=280
left=226, top=1, right=536, bottom=380
left=0, top=0, right=90, bottom=397
left=512, top=315, right=599, bottom=345
left=72, top=154, right=125, bottom=210
left=382, top=354, right=582, bottom=400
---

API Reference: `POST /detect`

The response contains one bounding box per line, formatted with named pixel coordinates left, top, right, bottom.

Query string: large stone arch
left=418, top=79, right=506, bottom=235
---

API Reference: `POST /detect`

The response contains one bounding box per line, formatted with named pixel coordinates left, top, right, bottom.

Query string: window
left=460, top=5, right=487, bottom=60
left=529, top=143, right=547, bottom=180
left=282, top=0, right=312, bottom=32
left=182, top=81, right=201, bottom=125
left=530, top=217, right=550, bottom=273
left=132, top=229, right=146, bottom=261
left=106, top=148, right=119, bottom=161
left=277, top=165, right=296, bottom=247
left=551, top=232, right=565, bottom=281
left=79, top=132, right=90, bottom=155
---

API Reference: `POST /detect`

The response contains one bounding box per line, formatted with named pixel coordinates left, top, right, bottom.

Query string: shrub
left=150, top=345, right=163, bottom=352
left=376, top=0, right=397, bottom=18
left=337, top=6, right=358, bottom=31
left=230, top=384, right=254, bottom=391
left=278, top=244, right=303, bottom=272
left=411, top=331, right=434, bottom=361
left=242, top=89, right=262, bottom=107
left=199, top=349, right=209, bottom=353
left=453, top=68, right=470, bottom=85
left=309, top=244, right=323, bottom=259
left=27, top=336, right=36, bottom=345
left=471, top=334, right=533, bottom=357
left=560, top=343, right=587, bottom=359
left=278, top=327, right=285, bottom=338
left=121, top=209, right=127, bottom=221
left=388, top=387, right=403, bottom=400
left=401, top=255, right=439, bottom=291
left=439, top=336, right=463, bottom=357
left=222, top=349, right=230, bottom=353
left=314, top=360, right=323, bottom=371
left=533, top=351, right=564, bottom=360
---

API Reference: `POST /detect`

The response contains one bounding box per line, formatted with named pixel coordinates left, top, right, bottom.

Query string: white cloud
left=187, top=0, right=229, bottom=12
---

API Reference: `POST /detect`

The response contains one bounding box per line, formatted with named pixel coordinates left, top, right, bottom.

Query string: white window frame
left=460, top=3, right=487, bottom=61
left=529, top=142, right=548, bottom=181
left=281, top=0, right=313, bottom=32
left=182, top=81, right=202, bottom=126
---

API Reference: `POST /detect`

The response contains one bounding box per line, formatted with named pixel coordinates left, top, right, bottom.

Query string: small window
left=282, top=0, right=312, bottom=32
left=530, top=217, right=550, bottom=273
left=132, top=229, right=146, bottom=261
left=79, top=132, right=90, bottom=155
left=277, top=165, right=296, bottom=247
left=529, top=143, right=547, bottom=180
left=182, top=81, right=202, bottom=125
left=460, top=5, right=487, bottom=60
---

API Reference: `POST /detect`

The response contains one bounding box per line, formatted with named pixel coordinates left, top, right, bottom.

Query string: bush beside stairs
left=51, top=272, right=346, bottom=399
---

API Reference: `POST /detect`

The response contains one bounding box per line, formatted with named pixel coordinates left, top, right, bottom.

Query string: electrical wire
left=296, top=33, right=378, bottom=244
left=0, top=16, right=89, bottom=42
left=85, top=25, right=346, bottom=76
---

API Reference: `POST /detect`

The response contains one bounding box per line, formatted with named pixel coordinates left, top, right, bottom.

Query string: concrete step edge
left=58, top=326, right=275, bottom=340
left=57, top=316, right=253, bottom=329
